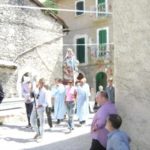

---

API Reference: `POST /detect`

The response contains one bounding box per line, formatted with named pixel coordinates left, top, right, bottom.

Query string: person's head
left=79, top=78, right=86, bottom=86
left=96, top=91, right=108, bottom=105
left=58, top=79, right=63, bottom=84
left=105, top=114, right=122, bottom=132
left=108, top=78, right=113, bottom=86
left=67, top=48, right=73, bottom=57
left=44, top=82, right=50, bottom=90
left=54, top=78, right=59, bottom=85
left=38, top=78, right=45, bottom=89
left=67, top=80, right=73, bottom=86
left=23, top=76, right=30, bottom=84
left=99, top=85, right=103, bottom=91
left=77, top=73, right=84, bottom=80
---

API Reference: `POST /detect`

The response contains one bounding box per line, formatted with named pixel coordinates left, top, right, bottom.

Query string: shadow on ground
left=3, top=137, right=34, bottom=143
left=24, top=133, right=91, bottom=150
left=2, top=124, right=33, bottom=132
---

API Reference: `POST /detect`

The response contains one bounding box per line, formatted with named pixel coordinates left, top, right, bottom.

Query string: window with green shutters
left=99, top=29, right=107, bottom=57
left=76, top=38, right=85, bottom=63
left=76, top=1, right=84, bottom=16
left=97, top=0, right=106, bottom=15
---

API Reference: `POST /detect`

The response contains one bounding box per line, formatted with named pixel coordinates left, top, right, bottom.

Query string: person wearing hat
left=105, top=78, right=115, bottom=103
left=21, top=76, right=33, bottom=128
left=65, top=79, right=77, bottom=132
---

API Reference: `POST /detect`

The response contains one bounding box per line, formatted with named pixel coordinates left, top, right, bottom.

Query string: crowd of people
left=21, top=76, right=91, bottom=137
left=21, top=75, right=131, bottom=150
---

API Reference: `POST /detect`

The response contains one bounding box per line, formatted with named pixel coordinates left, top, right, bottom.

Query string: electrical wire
left=0, top=3, right=113, bottom=50
left=0, top=4, right=112, bottom=15
left=62, top=43, right=114, bottom=46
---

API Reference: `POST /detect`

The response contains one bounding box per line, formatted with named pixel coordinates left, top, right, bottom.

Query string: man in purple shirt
left=90, top=91, right=117, bottom=150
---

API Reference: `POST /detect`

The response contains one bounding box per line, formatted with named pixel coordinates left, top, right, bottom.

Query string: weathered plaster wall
left=113, top=0, right=150, bottom=149
left=0, top=0, right=64, bottom=97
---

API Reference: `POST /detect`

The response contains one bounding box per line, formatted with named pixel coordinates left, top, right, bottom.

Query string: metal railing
left=96, top=1, right=112, bottom=18
left=97, top=43, right=114, bottom=61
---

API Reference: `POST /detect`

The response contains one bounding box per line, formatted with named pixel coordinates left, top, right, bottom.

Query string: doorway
left=96, top=72, right=107, bottom=92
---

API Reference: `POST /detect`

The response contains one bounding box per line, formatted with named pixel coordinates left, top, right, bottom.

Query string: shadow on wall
left=50, top=51, right=63, bottom=82
left=24, top=133, right=91, bottom=150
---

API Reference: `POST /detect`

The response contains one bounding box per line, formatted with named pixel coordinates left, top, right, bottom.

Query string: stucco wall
left=113, top=0, right=150, bottom=149
left=0, top=0, right=64, bottom=97
left=57, top=0, right=113, bottom=60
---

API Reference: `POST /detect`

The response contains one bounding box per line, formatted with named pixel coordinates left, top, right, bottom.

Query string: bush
left=43, top=0, right=58, bottom=15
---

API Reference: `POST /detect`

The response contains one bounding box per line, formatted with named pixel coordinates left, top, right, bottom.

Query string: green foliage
left=43, top=0, right=58, bottom=15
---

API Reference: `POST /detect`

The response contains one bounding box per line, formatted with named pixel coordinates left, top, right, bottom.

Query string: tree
left=43, top=0, right=58, bottom=14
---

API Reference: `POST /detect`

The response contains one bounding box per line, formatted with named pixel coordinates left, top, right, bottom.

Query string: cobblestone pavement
left=0, top=113, right=94, bottom=150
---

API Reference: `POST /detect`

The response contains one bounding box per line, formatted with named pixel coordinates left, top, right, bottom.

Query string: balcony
left=96, top=43, right=114, bottom=64
left=92, top=1, right=112, bottom=22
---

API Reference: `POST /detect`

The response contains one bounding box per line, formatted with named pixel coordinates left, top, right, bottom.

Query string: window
left=76, top=37, right=85, bottom=63
left=97, top=0, right=107, bottom=17
left=97, top=28, right=109, bottom=57
left=98, top=0, right=106, bottom=11
left=76, top=0, right=84, bottom=16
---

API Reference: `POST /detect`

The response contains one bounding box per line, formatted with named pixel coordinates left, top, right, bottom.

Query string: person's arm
left=22, top=85, right=30, bottom=101
left=21, top=85, right=26, bottom=98
left=113, top=87, right=115, bottom=102
left=91, top=109, right=107, bottom=132
left=65, top=88, right=67, bottom=103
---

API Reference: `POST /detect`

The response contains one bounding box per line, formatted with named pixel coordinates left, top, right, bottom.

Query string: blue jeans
left=30, top=106, right=45, bottom=136
left=65, top=101, right=75, bottom=129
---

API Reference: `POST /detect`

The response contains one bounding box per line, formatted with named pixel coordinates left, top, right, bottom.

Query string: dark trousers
left=46, top=107, right=53, bottom=128
left=25, top=102, right=33, bottom=126
left=90, top=139, right=106, bottom=150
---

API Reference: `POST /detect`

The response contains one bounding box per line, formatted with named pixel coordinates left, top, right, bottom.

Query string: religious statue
left=63, top=48, right=79, bottom=81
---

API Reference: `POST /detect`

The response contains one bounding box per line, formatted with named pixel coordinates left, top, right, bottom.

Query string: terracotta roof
left=30, top=0, right=68, bottom=31
left=0, top=60, right=17, bottom=69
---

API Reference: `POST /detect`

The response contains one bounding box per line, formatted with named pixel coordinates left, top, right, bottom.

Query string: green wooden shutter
left=76, top=38, right=85, bottom=63
left=99, top=29, right=107, bottom=56
left=98, top=0, right=105, bottom=4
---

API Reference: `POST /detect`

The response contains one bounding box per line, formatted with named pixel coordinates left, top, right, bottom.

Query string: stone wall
left=0, top=67, right=17, bottom=97
left=0, top=0, right=64, bottom=97
left=113, top=0, right=150, bottom=149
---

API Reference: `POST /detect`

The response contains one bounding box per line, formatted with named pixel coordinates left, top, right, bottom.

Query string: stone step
left=0, top=98, right=25, bottom=123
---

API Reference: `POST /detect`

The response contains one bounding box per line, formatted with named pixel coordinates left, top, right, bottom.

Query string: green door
left=96, top=72, right=107, bottom=92
left=76, top=38, right=85, bottom=63
left=99, top=29, right=107, bottom=56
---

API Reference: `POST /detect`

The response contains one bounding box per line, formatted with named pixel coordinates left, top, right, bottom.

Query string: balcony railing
left=97, top=43, right=114, bottom=62
left=94, top=1, right=112, bottom=20
left=97, top=2, right=106, bottom=16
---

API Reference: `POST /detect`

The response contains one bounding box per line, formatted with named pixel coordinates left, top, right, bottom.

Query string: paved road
left=0, top=114, right=93, bottom=150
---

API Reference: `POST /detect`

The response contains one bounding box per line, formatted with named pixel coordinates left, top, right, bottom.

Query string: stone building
left=0, top=0, right=68, bottom=98
left=55, top=0, right=114, bottom=91
left=113, top=0, right=150, bottom=149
